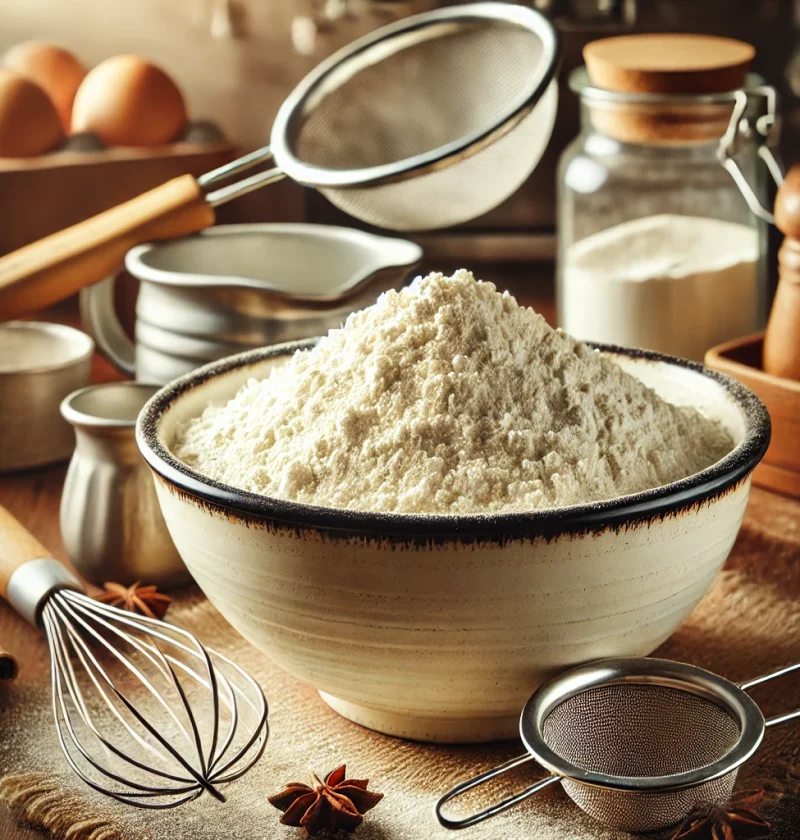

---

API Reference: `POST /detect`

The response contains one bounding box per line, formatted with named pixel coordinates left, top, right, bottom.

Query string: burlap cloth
left=0, top=491, right=798, bottom=840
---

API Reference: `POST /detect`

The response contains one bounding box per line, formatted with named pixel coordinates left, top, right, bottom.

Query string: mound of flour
left=173, top=270, right=733, bottom=514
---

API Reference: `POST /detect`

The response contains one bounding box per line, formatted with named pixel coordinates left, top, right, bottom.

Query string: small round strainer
left=436, top=657, right=800, bottom=833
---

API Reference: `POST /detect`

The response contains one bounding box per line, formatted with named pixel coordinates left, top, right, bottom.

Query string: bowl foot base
left=318, top=692, right=518, bottom=743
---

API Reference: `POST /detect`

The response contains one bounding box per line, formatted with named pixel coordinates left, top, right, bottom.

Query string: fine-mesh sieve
left=261, top=0, right=561, bottom=231
left=436, top=657, right=800, bottom=833
left=0, top=2, right=561, bottom=320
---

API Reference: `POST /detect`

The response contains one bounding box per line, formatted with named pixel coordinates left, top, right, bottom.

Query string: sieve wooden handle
left=0, top=174, right=215, bottom=321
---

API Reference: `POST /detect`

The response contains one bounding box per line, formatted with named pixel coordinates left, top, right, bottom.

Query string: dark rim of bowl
left=136, top=339, right=771, bottom=538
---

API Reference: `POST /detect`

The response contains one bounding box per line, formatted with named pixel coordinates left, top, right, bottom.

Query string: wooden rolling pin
left=764, top=165, right=800, bottom=381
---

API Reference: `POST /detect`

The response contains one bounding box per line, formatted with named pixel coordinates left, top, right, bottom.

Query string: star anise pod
left=268, top=765, right=383, bottom=836
left=95, top=582, right=171, bottom=620
left=672, top=790, right=772, bottom=840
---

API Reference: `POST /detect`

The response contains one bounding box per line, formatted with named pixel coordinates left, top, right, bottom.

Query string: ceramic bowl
left=137, top=341, right=770, bottom=743
left=0, top=321, right=94, bottom=472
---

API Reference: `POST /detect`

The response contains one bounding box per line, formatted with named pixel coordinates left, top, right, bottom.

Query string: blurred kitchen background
left=1, top=0, right=798, bottom=276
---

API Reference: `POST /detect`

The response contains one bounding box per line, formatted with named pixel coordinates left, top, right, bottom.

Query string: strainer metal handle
left=740, top=660, right=800, bottom=727
left=434, top=753, right=560, bottom=829
left=435, top=658, right=800, bottom=831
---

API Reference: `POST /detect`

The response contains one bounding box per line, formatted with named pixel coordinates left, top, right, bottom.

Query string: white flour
left=560, top=214, right=759, bottom=362
left=174, top=270, right=733, bottom=514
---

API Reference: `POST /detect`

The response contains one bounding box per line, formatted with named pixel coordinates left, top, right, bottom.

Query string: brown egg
left=0, top=68, right=65, bottom=157
left=71, top=55, right=187, bottom=147
left=3, top=41, right=87, bottom=130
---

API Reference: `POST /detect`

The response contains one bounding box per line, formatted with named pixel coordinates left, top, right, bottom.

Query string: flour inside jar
left=560, top=214, right=760, bottom=362
left=173, top=269, right=733, bottom=514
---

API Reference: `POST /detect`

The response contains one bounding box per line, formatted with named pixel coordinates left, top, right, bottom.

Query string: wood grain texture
left=583, top=33, right=754, bottom=94
left=0, top=507, right=53, bottom=598
left=0, top=145, right=236, bottom=258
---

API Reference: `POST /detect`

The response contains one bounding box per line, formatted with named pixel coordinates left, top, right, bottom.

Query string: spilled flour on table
left=174, top=269, right=733, bottom=514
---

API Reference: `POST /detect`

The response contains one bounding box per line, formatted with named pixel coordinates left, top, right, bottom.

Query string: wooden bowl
left=706, top=332, right=800, bottom=498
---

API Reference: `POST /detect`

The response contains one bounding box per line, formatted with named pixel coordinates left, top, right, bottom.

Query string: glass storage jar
left=557, top=68, right=780, bottom=362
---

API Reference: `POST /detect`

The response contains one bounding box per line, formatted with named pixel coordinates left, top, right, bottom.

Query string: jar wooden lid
left=584, top=34, right=755, bottom=95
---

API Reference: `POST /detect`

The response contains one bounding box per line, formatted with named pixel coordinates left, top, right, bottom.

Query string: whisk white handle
left=435, top=753, right=560, bottom=829
left=7, top=559, right=82, bottom=627
left=0, top=506, right=82, bottom=626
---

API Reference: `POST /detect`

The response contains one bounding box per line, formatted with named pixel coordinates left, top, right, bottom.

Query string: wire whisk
left=0, top=506, right=268, bottom=809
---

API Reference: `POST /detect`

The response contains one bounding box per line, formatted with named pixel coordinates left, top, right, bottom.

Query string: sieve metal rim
left=520, top=657, right=765, bottom=794
left=269, top=2, right=561, bottom=190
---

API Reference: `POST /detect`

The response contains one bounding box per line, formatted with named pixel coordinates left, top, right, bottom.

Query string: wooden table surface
left=0, top=295, right=796, bottom=839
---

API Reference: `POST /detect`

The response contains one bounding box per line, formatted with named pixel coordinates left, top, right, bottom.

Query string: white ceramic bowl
left=137, top=341, right=770, bottom=743
left=0, top=321, right=94, bottom=472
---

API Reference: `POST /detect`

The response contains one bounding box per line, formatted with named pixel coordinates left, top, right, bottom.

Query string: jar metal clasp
left=717, top=86, right=785, bottom=224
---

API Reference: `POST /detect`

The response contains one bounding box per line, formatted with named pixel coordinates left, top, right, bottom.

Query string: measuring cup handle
left=435, top=753, right=560, bottom=830
left=80, top=272, right=136, bottom=377
left=740, top=661, right=800, bottom=728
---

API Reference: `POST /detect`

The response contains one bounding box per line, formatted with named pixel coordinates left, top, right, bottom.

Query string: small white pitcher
left=60, top=382, right=189, bottom=588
